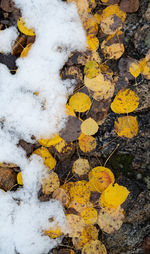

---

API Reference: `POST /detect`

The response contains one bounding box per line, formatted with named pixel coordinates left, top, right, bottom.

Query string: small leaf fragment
left=17, top=172, right=23, bottom=185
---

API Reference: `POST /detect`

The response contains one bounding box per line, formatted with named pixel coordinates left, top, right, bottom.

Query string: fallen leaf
left=83, top=16, right=98, bottom=36
left=52, top=187, right=70, bottom=207
left=0, top=167, right=17, bottom=191
left=20, top=43, right=33, bottom=58
left=17, top=172, right=23, bottom=185
left=81, top=117, right=98, bottom=136
left=88, top=166, right=115, bottom=192
left=44, top=224, right=62, bottom=239
left=97, top=207, right=124, bottom=233
left=66, top=214, right=85, bottom=237
left=17, top=17, right=35, bottom=36
left=81, top=240, right=107, bottom=254
left=60, top=116, right=82, bottom=142
left=33, top=147, right=56, bottom=170
left=84, top=60, right=100, bottom=79
left=42, top=171, right=60, bottom=195
left=81, top=207, right=98, bottom=225
left=78, top=134, right=97, bottom=153
left=72, top=158, right=90, bottom=176
left=87, top=35, right=99, bottom=51
left=120, top=0, right=139, bottom=13
left=69, top=92, right=91, bottom=112
left=111, top=88, right=139, bottom=113
left=69, top=180, right=91, bottom=204
left=100, top=183, right=130, bottom=208
left=114, top=116, right=138, bottom=138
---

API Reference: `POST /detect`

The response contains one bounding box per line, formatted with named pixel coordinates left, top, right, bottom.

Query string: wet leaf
left=97, top=207, right=124, bottom=233
left=111, top=88, right=139, bottom=113
left=100, top=183, right=130, bottom=208
left=114, top=116, right=138, bottom=138
left=17, top=17, right=35, bottom=36
left=88, top=166, right=115, bottom=192
left=81, top=118, right=98, bottom=136
left=69, top=92, right=91, bottom=112
left=60, top=116, right=82, bottom=142
left=33, top=147, right=56, bottom=170
left=72, top=158, right=90, bottom=176
left=81, top=240, right=107, bottom=254
left=42, top=171, right=60, bottom=195
left=79, top=134, right=97, bottom=153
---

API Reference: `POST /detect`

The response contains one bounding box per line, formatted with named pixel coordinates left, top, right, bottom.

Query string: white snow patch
left=0, top=0, right=86, bottom=253
left=0, top=27, right=18, bottom=54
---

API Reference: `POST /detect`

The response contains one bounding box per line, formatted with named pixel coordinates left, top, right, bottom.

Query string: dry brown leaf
left=120, top=0, right=139, bottom=13
left=60, top=116, right=81, bottom=142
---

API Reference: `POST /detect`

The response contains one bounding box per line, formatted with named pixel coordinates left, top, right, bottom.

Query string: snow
left=0, top=27, right=18, bottom=54
left=0, top=0, right=86, bottom=253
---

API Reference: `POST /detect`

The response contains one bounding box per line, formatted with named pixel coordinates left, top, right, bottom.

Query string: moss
left=109, top=153, right=134, bottom=177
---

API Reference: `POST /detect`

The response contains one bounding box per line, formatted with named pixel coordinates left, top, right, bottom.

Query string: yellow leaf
left=100, top=183, right=130, bottom=208
left=17, top=17, right=35, bottom=36
left=69, top=92, right=91, bottom=112
left=39, top=134, right=63, bottom=148
left=72, top=158, right=90, bottom=176
left=20, top=43, right=33, bottom=58
left=33, top=147, right=56, bottom=170
left=87, top=35, right=99, bottom=51
left=17, top=172, right=23, bottom=185
left=97, top=207, right=124, bottom=234
left=111, top=88, right=139, bottom=113
left=81, top=207, right=98, bottom=225
left=65, top=104, right=76, bottom=116
left=100, top=4, right=126, bottom=24
left=142, top=60, right=150, bottom=80
left=69, top=180, right=91, bottom=204
left=101, top=32, right=124, bottom=59
left=114, top=116, right=138, bottom=138
left=79, top=134, right=97, bottom=153
left=72, top=225, right=98, bottom=249
left=66, top=214, right=85, bottom=237
left=129, top=61, right=142, bottom=78
left=81, top=117, right=98, bottom=135
left=44, top=224, right=62, bottom=239
left=42, top=171, right=60, bottom=195
left=88, top=166, right=115, bottom=192
left=84, top=60, right=100, bottom=79
left=82, top=240, right=107, bottom=254
left=83, top=16, right=98, bottom=36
